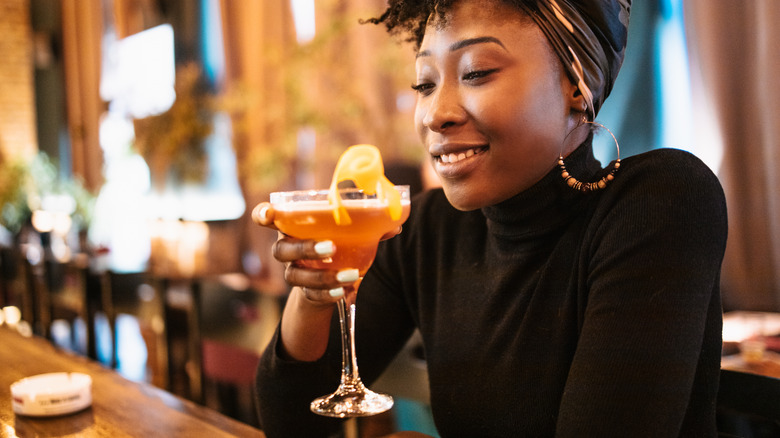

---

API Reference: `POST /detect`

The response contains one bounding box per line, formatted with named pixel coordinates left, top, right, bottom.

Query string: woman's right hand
left=254, top=202, right=363, bottom=360
left=252, top=202, right=358, bottom=306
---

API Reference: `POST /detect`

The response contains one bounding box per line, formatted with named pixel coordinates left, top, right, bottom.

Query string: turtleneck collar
left=481, top=139, right=603, bottom=240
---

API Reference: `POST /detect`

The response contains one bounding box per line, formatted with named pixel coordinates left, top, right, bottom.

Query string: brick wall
left=0, top=0, right=37, bottom=161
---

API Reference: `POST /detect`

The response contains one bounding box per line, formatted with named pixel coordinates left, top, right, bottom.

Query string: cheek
left=492, top=90, right=567, bottom=143
left=467, top=95, right=534, bottom=143
left=480, top=96, right=567, bottom=179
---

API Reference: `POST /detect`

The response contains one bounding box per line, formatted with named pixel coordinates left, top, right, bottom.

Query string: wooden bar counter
left=0, top=325, right=264, bottom=437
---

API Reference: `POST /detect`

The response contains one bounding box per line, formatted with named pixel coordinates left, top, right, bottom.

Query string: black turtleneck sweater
left=255, top=145, right=728, bottom=438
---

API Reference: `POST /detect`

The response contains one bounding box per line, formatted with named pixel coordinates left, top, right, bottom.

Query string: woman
left=253, top=1, right=727, bottom=436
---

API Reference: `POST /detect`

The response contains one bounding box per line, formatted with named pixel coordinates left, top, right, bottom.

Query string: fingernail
left=329, top=287, right=344, bottom=298
left=336, top=268, right=360, bottom=283
left=252, top=204, right=270, bottom=224
left=314, top=241, right=334, bottom=256
left=259, top=205, right=270, bottom=220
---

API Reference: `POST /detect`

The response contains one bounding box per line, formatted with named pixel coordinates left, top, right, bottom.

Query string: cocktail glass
left=269, top=185, right=411, bottom=418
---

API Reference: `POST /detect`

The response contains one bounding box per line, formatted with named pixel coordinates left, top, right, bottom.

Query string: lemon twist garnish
left=327, top=144, right=402, bottom=225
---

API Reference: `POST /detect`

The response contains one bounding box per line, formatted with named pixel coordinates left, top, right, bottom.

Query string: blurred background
left=0, top=0, right=778, bottom=435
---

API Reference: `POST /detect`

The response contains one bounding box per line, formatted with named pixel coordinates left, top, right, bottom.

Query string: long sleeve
left=255, top=243, right=417, bottom=438
left=555, top=149, right=727, bottom=437
left=254, top=322, right=344, bottom=438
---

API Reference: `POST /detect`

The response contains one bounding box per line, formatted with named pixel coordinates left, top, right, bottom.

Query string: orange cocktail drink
left=271, top=188, right=411, bottom=276
left=267, top=145, right=409, bottom=418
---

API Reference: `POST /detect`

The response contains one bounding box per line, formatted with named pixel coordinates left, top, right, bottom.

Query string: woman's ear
left=558, top=61, right=588, bottom=118
left=566, top=82, right=588, bottom=117
left=561, top=76, right=590, bottom=153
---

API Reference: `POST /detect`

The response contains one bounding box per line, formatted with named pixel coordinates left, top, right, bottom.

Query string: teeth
left=439, top=147, right=483, bottom=164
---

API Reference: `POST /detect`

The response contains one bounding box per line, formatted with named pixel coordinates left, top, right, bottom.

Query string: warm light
left=160, top=220, right=181, bottom=245
left=148, top=219, right=210, bottom=278
left=31, top=210, right=54, bottom=233
left=722, top=322, right=756, bottom=343
left=3, top=306, right=22, bottom=326
left=176, top=221, right=209, bottom=278
left=3, top=424, right=19, bottom=438
left=723, top=311, right=780, bottom=342
left=52, top=211, right=73, bottom=236
left=32, top=195, right=75, bottom=235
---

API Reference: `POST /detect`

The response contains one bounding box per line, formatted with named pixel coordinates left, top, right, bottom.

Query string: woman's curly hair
left=363, top=0, right=537, bottom=49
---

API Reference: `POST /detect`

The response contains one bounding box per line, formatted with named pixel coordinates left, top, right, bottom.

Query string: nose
left=421, top=86, right=466, bottom=133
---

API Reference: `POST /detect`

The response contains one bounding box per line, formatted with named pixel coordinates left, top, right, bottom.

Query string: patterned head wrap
left=520, top=0, right=632, bottom=118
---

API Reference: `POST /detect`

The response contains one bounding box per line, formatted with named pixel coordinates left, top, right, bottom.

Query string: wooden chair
left=717, top=369, right=780, bottom=437
left=201, top=338, right=260, bottom=427
left=46, top=256, right=90, bottom=353
left=0, top=245, right=19, bottom=307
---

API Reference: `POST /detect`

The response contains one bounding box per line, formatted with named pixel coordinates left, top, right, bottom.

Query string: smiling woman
left=253, top=1, right=728, bottom=437
left=410, top=4, right=579, bottom=210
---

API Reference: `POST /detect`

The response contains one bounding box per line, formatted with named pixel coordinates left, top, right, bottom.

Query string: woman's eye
left=411, top=82, right=435, bottom=95
left=463, top=69, right=498, bottom=82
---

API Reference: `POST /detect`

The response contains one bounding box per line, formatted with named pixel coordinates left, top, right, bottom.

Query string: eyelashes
left=411, top=68, right=499, bottom=95
left=463, top=68, right=498, bottom=81
left=411, top=82, right=435, bottom=94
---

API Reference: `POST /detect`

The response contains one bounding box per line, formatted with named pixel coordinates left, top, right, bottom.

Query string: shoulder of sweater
left=590, top=148, right=728, bottom=259
left=615, top=147, right=724, bottom=198
left=598, top=147, right=727, bottom=228
left=621, top=148, right=718, bottom=181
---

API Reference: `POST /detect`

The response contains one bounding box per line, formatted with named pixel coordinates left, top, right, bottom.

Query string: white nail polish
left=258, top=205, right=270, bottom=221
left=314, top=241, right=334, bottom=256
left=336, top=269, right=359, bottom=283
left=329, top=287, right=344, bottom=298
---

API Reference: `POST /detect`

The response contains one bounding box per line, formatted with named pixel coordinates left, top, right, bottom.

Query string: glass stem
left=337, top=297, right=361, bottom=389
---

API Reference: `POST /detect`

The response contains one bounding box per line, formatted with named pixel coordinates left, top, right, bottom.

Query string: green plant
left=0, top=157, right=30, bottom=235
left=0, top=152, right=96, bottom=235
left=133, top=62, right=214, bottom=188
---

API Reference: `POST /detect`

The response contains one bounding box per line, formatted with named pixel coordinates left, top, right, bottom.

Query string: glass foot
left=310, top=382, right=393, bottom=418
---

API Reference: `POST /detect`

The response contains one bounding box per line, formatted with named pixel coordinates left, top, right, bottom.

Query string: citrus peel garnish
left=327, top=144, right=402, bottom=225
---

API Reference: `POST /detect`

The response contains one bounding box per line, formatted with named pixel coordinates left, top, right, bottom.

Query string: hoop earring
left=558, top=119, right=621, bottom=192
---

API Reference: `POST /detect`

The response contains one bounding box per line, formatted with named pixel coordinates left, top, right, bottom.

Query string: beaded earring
left=558, top=115, right=621, bottom=193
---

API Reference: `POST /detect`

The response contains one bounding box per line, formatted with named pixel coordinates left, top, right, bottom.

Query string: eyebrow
left=416, top=36, right=507, bottom=59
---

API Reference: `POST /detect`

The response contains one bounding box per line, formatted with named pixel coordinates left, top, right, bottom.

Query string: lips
left=430, top=143, right=489, bottom=180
